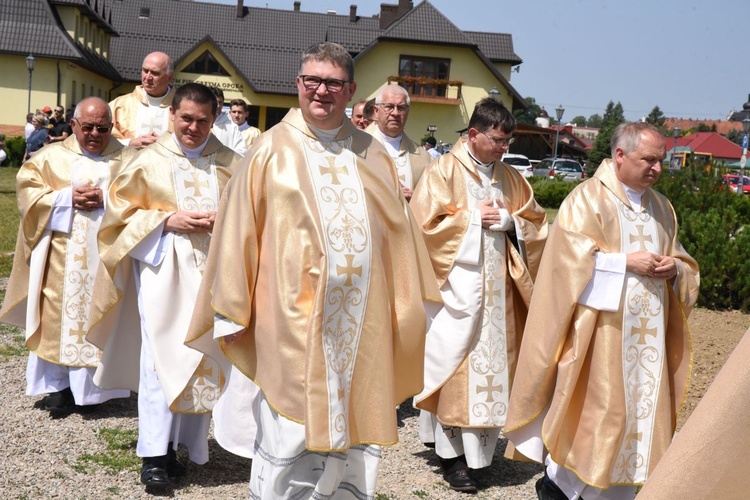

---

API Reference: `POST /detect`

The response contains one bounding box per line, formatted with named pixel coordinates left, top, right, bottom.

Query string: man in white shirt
left=210, top=87, right=248, bottom=156
left=228, top=98, right=261, bottom=151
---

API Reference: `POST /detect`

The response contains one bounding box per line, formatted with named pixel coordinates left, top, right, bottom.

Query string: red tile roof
left=667, top=132, right=744, bottom=161
left=665, top=118, right=743, bottom=136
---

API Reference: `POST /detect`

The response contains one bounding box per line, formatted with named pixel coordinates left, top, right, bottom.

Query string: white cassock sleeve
left=454, top=209, right=483, bottom=266
left=577, top=252, right=626, bottom=312
left=128, top=219, right=172, bottom=267
left=47, top=187, right=74, bottom=233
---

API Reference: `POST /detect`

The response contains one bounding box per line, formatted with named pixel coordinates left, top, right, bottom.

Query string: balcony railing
left=387, top=76, right=462, bottom=104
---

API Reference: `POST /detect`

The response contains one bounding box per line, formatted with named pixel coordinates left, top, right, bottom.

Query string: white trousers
left=26, top=353, right=130, bottom=405
left=249, top=394, right=380, bottom=499
left=546, top=456, right=636, bottom=500
left=419, top=410, right=500, bottom=469
left=136, top=324, right=210, bottom=463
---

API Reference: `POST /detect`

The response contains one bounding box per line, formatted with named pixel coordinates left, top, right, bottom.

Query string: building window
left=265, top=107, right=289, bottom=130
left=398, top=55, right=451, bottom=97
left=72, top=80, right=77, bottom=104
left=247, top=105, right=260, bottom=128
left=183, top=51, right=230, bottom=76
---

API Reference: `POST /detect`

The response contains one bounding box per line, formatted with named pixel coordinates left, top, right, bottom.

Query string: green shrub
left=528, top=177, right=578, bottom=208
left=3, top=136, right=26, bottom=167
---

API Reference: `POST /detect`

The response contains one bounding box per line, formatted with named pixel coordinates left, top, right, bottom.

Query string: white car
left=502, top=153, right=533, bottom=178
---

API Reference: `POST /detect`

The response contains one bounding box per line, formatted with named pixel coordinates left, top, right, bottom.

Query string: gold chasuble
left=409, top=138, right=547, bottom=428
left=364, top=123, right=432, bottom=190
left=88, top=134, right=240, bottom=414
left=109, top=85, right=174, bottom=141
left=504, top=160, right=700, bottom=489
left=0, top=136, right=135, bottom=366
left=187, top=109, right=440, bottom=452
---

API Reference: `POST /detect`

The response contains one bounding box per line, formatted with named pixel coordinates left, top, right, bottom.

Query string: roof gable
left=671, top=132, right=743, bottom=159
left=380, top=1, right=474, bottom=46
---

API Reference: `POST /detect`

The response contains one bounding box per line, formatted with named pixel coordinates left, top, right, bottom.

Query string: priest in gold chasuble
left=109, top=52, right=175, bottom=150
left=409, top=98, right=547, bottom=493
left=187, top=43, right=440, bottom=499
left=88, top=84, right=241, bottom=488
left=0, top=97, right=132, bottom=413
left=504, top=122, right=699, bottom=500
left=365, top=84, right=433, bottom=201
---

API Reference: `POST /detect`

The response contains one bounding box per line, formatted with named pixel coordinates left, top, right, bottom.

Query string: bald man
left=0, top=97, right=133, bottom=415
left=110, top=52, right=175, bottom=150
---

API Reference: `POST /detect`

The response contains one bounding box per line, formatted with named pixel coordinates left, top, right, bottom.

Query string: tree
left=587, top=114, right=603, bottom=128
left=571, top=115, right=587, bottom=127
left=587, top=101, right=626, bottom=166
left=726, top=128, right=745, bottom=146
left=645, top=105, right=666, bottom=130
left=514, top=96, right=544, bottom=126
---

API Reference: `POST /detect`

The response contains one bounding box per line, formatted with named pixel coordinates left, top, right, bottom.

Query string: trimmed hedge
left=3, top=136, right=26, bottom=167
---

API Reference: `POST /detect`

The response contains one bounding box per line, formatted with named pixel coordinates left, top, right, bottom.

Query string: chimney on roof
left=237, top=0, right=246, bottom=18
left=379, top=0, right=413, bottom=29
left=294, top=1, right=301, bottom=11
left=350, top=4, right=357, bottom=22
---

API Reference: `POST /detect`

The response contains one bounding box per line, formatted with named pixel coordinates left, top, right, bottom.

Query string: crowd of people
left=0, top=42, right=701, bottom=500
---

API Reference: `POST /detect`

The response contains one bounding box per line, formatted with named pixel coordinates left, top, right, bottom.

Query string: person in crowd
left=350, top=98, right=369, bottom=130
left=109, top=51, right=175, bottom=149
left=504, top=121, right=700, bottom=500
left=365, top=85, right=432, bottom=201
left=228, top=98, right=261, bottom=150
left=409, top=97, right=548, bottom=493
left=88, top=83, right=242, bottom=489
left=0, top=97, right=133, bottom=415
left=25, top=114, right=50, bottom=161
left=209, top=87, right=247, bottom=156
left=48, top=105, right=73, bottom=143
left=423, top=136, right=441, bottom=159
left=186, top=42, right=440, bottom=499
left=25, top=112, right=35, bottom=140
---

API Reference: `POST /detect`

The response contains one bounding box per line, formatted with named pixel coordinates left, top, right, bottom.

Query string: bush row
left=3, top=136, right=25, bottom=167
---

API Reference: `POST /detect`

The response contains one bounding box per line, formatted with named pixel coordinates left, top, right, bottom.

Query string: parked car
left=501, top=153, right=533, bottom=178
left=722, top=174, right=750, bottom=194
left=534, top=158, right=585, bottom=182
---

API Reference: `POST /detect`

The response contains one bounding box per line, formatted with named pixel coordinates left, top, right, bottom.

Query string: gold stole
left=611, top=192, right=666, bottom=483
left=300, top=131, right=372, bottom=449
left=59, top=156, right=110, bottom=367
left=169, top=152, right=223, bottom=413
left=464, top=168, right=509, bottom=427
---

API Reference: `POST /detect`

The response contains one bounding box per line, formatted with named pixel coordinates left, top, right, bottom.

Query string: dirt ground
left=677, top=307, right=750, bottom=428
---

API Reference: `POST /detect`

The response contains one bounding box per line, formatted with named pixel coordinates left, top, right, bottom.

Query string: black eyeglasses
left=377, top=103, right=410, bottom=113
left=74, top=119, right=111, bottom=134
left=299, top=75, right=350, bottom=93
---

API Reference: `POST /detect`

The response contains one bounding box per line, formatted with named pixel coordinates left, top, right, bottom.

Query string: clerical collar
left=143, top=87, right=171, bottom=106
left=237, top=121, right=249, bottom=132
left=172, top=133, right=210, bottom=158
left=80, top=148, right=104, bottom=160
left=377, top=128, right=403, bottom=152
left=608, top=161, right=645, bottom=210
left=463, top=141, right=494, bottom=170
left=307, top=123, right=343, bottom=143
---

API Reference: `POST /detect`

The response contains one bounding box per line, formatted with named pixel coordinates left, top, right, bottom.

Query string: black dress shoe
left=44, top=387, right=74, bottom=413
left=166, top=445, right=186, bottom=478
left=443, top=468, right=477, bottom=493
left=535, top=472, right=568, bottom=500
left=141, top=456, right=172, bottom=487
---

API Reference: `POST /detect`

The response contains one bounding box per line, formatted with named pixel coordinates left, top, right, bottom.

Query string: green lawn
left=544, top=207, right=558, bottom=223
left=0, top=168, right=19, bottom=278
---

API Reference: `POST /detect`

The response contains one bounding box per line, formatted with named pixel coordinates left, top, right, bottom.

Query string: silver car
left=534, top=158, right=585, bottom=182
left=502, top=153, right=533, bottom=178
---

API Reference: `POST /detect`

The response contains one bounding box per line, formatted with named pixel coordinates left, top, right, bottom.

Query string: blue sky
left=203, top=0, right=748, bottom=122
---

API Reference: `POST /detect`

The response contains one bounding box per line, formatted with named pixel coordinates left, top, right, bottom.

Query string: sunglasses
left=74, top=119, right=111, bottom=134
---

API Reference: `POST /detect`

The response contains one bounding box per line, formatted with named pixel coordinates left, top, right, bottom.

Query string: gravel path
left=2, top=306, right=747, bottom=499
left=0, top=349, right=540, bottom=499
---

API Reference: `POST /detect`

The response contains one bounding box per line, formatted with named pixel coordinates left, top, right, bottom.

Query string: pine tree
left=588, top=101, right=626, bottom=166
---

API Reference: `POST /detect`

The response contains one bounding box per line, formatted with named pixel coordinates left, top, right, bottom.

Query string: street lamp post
left=488, top=86, right=499, bottom=102
left=26, top=54, right=35, bottom=114
left=740, top=118, right=750, bottom=195
left=427, top=125, right=437, bottom=137
left=553, top=105, right=564, bottom=160
left=671, top=126, right=681, bottom=170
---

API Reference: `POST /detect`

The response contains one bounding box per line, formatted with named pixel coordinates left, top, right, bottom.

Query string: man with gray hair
left=0, top=97, right=133, bottom=415
left=504, top=121, right=700, bottom=499
left=366, top=84, right=432, bottom=201
left=187, top=41, right=439, bottom=498
left=110, top=51, right=175, bottom=150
